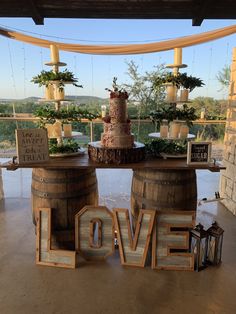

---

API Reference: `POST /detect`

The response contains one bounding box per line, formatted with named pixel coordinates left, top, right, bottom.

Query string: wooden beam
left=192, top=17, right=204, bottom=26
left=28, top=0, right=44, bottom=25
left=192, top=0, right=214, bottom=26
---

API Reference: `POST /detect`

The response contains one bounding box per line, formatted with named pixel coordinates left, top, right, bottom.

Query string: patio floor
left=0, top=166, right=236, bottom=314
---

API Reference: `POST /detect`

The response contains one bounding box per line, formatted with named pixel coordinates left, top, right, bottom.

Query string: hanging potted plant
left=153, top=72, right=181, bottom=103
left=179, top=73, right=205, bottom=101
left=31, top=69, right=82, bottom=100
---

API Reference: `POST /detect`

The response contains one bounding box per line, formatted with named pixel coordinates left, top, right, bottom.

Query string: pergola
left=1, top=0, right=236, bottom=26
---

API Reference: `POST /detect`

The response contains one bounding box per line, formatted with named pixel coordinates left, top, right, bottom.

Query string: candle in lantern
left=52, top=120, right=62, bottom=138
left=63, top=124, right=72, bottom=137
left=174, top=48, right=182, bottom=65
left=200, top=108, right=205, bottom=119
left=169, top=120, right=181, bottom=138
left=166, top=85, right=177, bottom=102
left=101, top=105, right=107, bottom=118
left=180, top=89, right=189, bottom=102
left=45, top=85, right=54, bottom=100
left=160, top=119, right=169, bottom=138
left=54, top=87, right=65, bottom=100
left=179, top=124, right=189, bottom=139
left=50, top=44, right=59, bottom=63
left=45, top=124, right=53, bottom=138
left=208, top=239, right=215, bottom=263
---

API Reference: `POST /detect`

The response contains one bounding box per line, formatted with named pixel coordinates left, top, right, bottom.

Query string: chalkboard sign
left=187, top=141, right=212, bottom=165
left=15, top=128, right=49, bottom=164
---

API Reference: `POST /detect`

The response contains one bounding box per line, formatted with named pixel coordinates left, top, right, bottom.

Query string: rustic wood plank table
left=1, top=153, right=224, bottom=172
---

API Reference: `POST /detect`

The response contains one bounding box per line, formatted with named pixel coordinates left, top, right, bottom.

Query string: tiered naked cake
left=88, top=79, right=145, bottom=164
left=101, top=89, right=134, bottom=148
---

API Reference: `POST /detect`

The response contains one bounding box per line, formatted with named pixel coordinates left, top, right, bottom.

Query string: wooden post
left=90, top=121, right=94, bottom=142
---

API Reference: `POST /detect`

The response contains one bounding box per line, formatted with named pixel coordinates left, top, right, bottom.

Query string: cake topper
left=105, top=77, right=129, bottom=99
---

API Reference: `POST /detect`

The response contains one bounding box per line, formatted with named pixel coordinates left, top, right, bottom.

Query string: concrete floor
left=0, top=167, right=236, bottom=314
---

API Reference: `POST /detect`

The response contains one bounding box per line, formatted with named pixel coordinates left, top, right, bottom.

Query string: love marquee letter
left=152, top=211, right=195, bottom=271
left=36, top=208, right=76, bottom=269
left=113, top=208, right=156, bottom=267
left=75, top=205, right=114, bottom=261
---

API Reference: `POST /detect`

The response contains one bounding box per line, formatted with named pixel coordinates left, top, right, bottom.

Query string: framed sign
left=187, top=141, right=212, bottom=165
left=15, top=128, right=49, bottom=164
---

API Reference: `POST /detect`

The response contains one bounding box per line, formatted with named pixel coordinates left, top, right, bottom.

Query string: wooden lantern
left=190, top=223, right=208, bottom=271
left=207, top=221, right=224, bottom=265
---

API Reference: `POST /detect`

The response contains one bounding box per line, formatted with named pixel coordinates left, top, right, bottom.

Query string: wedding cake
left=88, top=78, right=145, bottom=164
left=101, top=88, right=134, bottom=148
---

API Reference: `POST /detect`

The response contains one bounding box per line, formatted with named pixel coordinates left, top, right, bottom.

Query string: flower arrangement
left=105, top=77, right=128, bottom=99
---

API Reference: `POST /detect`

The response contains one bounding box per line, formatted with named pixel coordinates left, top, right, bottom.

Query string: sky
left=0, top=17, right=236, bottom=100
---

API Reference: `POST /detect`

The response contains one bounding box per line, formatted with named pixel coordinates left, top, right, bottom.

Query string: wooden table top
left=1, top=152, right=224, bottom=172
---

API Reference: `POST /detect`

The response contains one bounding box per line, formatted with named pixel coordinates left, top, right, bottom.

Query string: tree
left=122, top=61, right=167, bottom=116
left=216, top=65, right=230, bottom=91
left=191, top=96, right=226, bottom=119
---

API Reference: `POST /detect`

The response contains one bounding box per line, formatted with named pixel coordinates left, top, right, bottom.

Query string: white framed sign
left=15, top=128, right=49, bottom=164
left=187, top=141, right=212, bottom=165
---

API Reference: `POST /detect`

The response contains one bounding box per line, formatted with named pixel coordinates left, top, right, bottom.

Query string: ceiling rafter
left=28, top=0, right=44, bottom=25
left=0, top=1, right=236, bottom=26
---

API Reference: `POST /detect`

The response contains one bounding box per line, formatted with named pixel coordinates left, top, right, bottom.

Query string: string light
left=206, top=45, right=213, bottom=97
left=7, top=40, right=17, bottom=98
left=191, top=48, right=196, bottom=76
left=22, top=43, right=26, bottom=97
left=91, top=56, right=94, bottom=96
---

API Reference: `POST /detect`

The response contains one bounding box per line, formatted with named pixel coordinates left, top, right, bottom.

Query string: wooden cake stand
left=88, top=141, right=145, bottom=164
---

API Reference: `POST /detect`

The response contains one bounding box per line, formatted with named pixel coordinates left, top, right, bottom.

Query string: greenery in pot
left=178, top=73, right=205, bottom=92
left=31, top=69, right=83, bottom=91
left=153, top=72, right=204, bottom=92
left=48, top=138, right=80, bottom=155
left=150, top=104, right=198, bottom=129
left=153, top=72, right=181, bottom=89
left=145, top=138, right=188, bottom=158
left=34, top=105, right=100, bottom=127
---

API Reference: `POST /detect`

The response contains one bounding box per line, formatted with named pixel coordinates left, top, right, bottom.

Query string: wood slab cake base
left=88, top=141, right=145, bottom=164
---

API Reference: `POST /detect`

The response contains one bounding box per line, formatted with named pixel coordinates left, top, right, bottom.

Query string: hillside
left=0, top=95, right=107, bottom=105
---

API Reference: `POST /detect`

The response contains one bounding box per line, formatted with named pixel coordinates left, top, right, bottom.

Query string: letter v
left=113, top=208, right=156, bottom=267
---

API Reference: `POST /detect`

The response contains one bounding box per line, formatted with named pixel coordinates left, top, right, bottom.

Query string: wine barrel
left=131, top=169, right=197, bottom=224
left=32, top=168, right=98, bottom=249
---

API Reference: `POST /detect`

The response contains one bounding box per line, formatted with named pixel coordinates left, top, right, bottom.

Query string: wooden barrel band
left=31, top=184, right=97, bottom=199
left=133, top=173, right=195, bottom=186
left=32, top=172, right=95, bottom=184
left=131, top=190, right=196, bottom=209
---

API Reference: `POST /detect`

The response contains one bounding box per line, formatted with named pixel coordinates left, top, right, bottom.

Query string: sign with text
left=15, top=128, right=49, bottom=164
left=187, top=141, right=212, bottom=165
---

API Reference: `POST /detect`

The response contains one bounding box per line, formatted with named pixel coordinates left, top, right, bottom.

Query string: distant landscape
left=0, top=95, right=108, bottom=105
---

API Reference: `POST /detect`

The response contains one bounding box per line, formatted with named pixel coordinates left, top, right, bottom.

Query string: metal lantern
left=207, top=221, right=224, bottom=265
left=190, top=223, right=208, bottom=271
